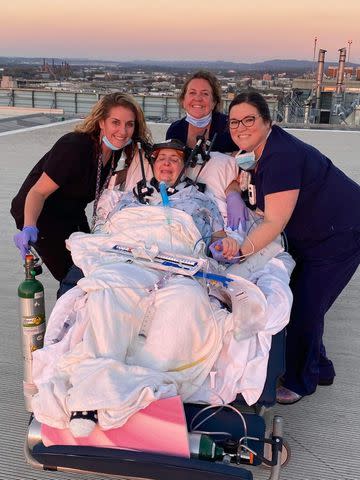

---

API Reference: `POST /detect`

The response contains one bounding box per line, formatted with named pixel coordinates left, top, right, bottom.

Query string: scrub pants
left=34, top=231, right=73, bottom=282
left=284, top=229, right=360, bottom=396
left=57, top=265, right=84, bottom=298
left=34, top=218, right=90, bottom=284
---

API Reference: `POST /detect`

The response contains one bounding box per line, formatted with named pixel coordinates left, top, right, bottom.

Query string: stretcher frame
left=23, top=238, right=290, bottom=480
left=24, top=328, right=289, bottom=480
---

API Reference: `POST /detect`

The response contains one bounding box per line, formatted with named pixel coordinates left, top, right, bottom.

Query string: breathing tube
left=159, top=181, right=172, bottom=225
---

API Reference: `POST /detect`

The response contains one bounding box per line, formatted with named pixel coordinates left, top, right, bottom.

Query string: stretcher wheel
left=262, top=438, right=291, bottom=467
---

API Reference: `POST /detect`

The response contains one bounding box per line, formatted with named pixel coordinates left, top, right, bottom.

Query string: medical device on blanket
left=108, top=244, right=208, bottom=275
left=108, top=244, right=235, bottom=286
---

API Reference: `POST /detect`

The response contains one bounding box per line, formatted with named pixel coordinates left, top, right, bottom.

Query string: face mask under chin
left=102, top=135, right=132, bottom=151
left=235, top=151, right=256, bottom=171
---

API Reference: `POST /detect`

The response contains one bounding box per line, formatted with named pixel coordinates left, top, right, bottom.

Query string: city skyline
left=2, top=0, right=360, bottom=64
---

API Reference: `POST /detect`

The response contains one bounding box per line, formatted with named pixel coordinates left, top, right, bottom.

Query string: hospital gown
left=98, top=182, right=224, bottom=246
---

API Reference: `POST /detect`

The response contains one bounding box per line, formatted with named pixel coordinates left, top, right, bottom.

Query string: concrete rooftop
left=0, top=119, right=359, bottom=480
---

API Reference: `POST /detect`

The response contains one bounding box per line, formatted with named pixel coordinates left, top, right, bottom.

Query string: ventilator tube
left=159, top=181, right=172, bottom=225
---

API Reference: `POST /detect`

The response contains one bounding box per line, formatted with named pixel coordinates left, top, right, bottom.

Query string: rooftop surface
left=0, top=107, right=68, bottom=134
left=0, top=120, right=359, bottom=480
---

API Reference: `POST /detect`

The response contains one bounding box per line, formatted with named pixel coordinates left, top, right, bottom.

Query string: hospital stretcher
left=23, top=249, right=290, bottom=480
left=25, top=334, right=288, bottom=479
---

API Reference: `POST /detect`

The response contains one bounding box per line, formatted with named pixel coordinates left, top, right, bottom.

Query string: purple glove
left=226, top=191, right=249, bottom=230
left=209, top=239, right=239, bottom=264
left=13, top=226, right=38, bottom=260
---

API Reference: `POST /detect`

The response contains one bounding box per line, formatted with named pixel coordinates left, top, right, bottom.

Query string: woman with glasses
left=166, top=70, right=237, bottom=153
left=227, top=91, right=360, bottom=404
left=11, top=93, right=151, bottom=290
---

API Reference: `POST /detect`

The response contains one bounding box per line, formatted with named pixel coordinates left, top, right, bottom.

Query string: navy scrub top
left=166, top=111, right=238, bottom=153
left=253, top=125, right=360, bottom=256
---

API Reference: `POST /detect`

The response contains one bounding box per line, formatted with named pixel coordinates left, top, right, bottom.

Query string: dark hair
left=179, top=70, right=222, bottom=112
left=229, top=91, right=272, bottom=123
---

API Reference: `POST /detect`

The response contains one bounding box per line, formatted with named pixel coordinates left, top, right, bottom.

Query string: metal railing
left=0, top=87, right=237, bottom=121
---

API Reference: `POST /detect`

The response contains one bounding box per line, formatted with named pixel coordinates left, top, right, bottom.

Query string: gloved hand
left=209, top=239, right=240, bottom=264
left=226, top=191, right=249, bottom=230
left=13, top=226, right=38, bottom=259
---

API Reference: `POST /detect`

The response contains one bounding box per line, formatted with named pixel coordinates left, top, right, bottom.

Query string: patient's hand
left=222, top=237, right=241, bottom=260
left=209, top=238, right=241, bottom=263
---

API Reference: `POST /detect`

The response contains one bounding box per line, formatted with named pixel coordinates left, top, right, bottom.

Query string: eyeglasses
left=228, top=115, right=261, bottom=129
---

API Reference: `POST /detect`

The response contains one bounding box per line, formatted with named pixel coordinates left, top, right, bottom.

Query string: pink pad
left=41, top=396, right=190, bottom=458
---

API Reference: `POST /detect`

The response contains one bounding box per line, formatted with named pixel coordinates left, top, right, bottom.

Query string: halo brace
left=132, top=140, right=154, bottom=204
left=134, top=133, right=218, bottom=203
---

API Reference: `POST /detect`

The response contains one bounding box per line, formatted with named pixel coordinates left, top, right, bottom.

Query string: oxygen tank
left=188, top=433, right=224, bottom=461
left=18, top=253, right=46, bottom=412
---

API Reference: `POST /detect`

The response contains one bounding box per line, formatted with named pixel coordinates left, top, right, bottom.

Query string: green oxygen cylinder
left=188, top=433, right=224, bottom=462
left=18, top=253, right=46, bottom=412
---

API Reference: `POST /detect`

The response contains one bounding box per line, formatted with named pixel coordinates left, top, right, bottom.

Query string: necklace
left=91, top=151, right=115, bottom=229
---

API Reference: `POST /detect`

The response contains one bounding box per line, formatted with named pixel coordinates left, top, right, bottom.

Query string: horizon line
left=1, top=54, right=359, bottom=66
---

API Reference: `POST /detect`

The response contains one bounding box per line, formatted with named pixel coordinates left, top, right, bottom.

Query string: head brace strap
left=169, top=134, right=208, bottom=191
left=133, top=140, right=154, bottom=204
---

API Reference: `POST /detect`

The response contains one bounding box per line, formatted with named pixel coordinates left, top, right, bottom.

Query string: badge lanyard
left=91, top=152, right=115, bottom=230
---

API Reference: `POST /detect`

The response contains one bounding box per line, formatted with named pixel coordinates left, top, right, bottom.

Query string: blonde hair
left=75, top=92, right=152, bottom=158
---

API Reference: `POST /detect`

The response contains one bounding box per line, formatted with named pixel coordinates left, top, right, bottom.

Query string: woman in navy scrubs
left=227, top=91, right=360, bottom=404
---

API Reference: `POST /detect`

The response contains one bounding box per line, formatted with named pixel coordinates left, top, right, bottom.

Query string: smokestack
left=315, top=49, right=327, bottom=110
left=336, top=47, right=347, bottom=94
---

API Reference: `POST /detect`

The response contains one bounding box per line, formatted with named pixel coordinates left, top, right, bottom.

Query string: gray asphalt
left=1, top=120, right=359, bottom=480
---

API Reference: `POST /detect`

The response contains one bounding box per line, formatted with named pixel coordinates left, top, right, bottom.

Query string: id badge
left=239, top=170, right=251, bottom=192
left=248, top=183, right=257, bottom=206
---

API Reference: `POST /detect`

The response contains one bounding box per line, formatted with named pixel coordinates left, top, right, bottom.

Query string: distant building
left=327, top=65, right=337, bottom=78
left=1, top=76, right=17, bottom=88
left=327, top=65, right=353, bottom=78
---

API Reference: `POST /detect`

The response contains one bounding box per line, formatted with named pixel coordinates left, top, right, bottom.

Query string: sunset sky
left=2, top=0, right=360, bottom=63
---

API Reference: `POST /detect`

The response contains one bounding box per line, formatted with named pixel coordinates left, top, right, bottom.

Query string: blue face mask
left=235, top=151, right=256, bottom=171
left=102, top=136, right=132, bottom=151
left=185, top=112, right=212, bottom=128
left=235, top=129, right=272, bottom=171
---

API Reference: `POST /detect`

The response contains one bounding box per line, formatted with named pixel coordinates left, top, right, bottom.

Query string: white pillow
left=186, top=152, right=238, bottom=219
left=125, top=151, right=238, bottom=220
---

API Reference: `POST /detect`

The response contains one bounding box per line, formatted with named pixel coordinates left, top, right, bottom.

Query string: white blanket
left=32, top=206, right=294, bottom=430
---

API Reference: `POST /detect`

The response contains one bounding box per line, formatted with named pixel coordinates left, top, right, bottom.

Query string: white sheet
left=32, top=206, right=294, bottom=430
left=32, top=208, right=229, bottom=429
